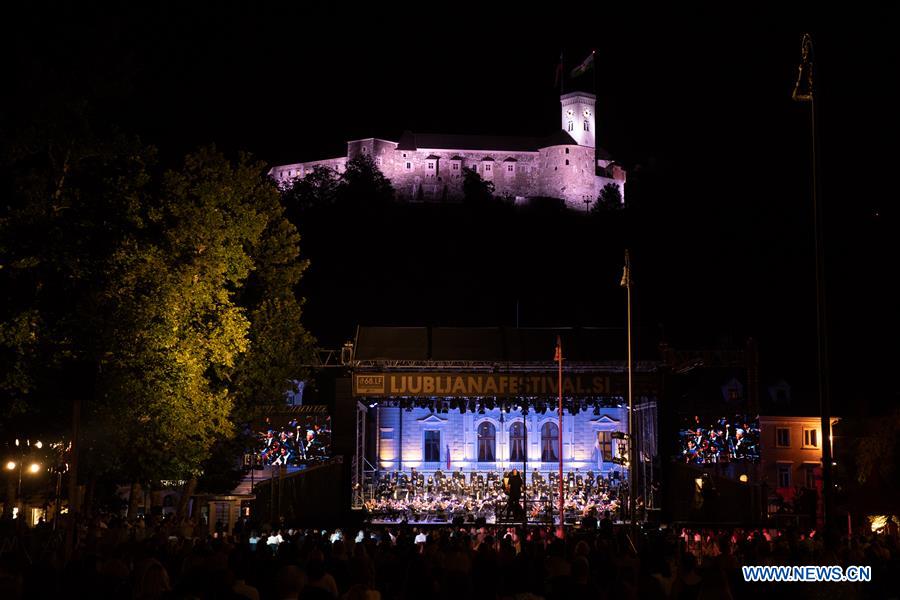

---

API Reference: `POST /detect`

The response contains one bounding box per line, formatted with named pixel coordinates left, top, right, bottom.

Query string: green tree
left=337, top=154, right=394, bottom=207
left=591, top=182, right=624, bottom=212
left=282, top=165, right=339, bottom=214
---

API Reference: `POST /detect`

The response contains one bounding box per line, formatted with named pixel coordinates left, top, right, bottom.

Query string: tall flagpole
left=556, top=335, right=564, bottom=537
left=621, top=250, right=636, bottom=529
left=793, top=33, right=832, bottom=529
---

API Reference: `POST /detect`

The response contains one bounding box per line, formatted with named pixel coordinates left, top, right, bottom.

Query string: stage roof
left=353, top=326, right=658, bottom=365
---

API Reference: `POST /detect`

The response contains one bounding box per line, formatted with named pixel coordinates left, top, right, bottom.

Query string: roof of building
left=396, top=130, right=580, bottom=152
left=353, top=326, right=658, bottom=365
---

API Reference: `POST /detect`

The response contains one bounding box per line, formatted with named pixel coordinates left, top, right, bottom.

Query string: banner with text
left=353, top=372, right=657, bottom=398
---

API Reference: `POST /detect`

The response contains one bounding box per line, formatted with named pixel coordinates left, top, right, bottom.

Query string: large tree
left=1, top=141, right=315, bottom=509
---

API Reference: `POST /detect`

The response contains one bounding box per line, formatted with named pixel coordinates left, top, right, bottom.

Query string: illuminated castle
left=270, top=92, right=626, bottom=210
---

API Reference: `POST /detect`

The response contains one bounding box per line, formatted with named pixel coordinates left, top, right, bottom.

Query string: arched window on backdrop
left=541, top=422, right=559, bottom=462
left=478, top=422, right=496, bottom=462
left=509, top=422, right=526, bottom=462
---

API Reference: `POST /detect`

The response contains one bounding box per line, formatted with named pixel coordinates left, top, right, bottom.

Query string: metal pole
left=793, top=33, right=832, bottom=530
left=523, top=409, right=527, bottom=527
left=557, top=336, right=564, bottom=537
left=624, top=250, right=636, bottom=529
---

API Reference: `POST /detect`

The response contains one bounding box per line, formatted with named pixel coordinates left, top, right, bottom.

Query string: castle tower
left=560, top=91, right=596, bottom=148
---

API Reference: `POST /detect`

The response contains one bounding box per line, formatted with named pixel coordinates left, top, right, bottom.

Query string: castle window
left=565, top=159, right=569, bottom=166
left=485, top=164, right=491, bottom=171
left=584, top=120, right=590, bottom=131
left=565, top=148, right=569, bottom=154
left=427, top=162, right=434, bottom=169
left=402, top=153, right=407, bottom=158
left=405, top=162, right=412, bottom=170
left=507, top=164, right=514, bottom=172
left=567, top=120, right=574, bottom=132
left=452, top=163, right=459, bottom=170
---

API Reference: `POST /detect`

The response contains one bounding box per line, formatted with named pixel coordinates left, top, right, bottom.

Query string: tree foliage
left=462, top=166, right=495, bottom=205
left=1, top=139, right=315, bottom=485
left=591, top=182, right=624, bottom=212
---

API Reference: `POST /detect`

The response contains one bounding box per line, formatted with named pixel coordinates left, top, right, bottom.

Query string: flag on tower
left=570, top=50, right=595, bottom=78
left=554, top=51, right=564, bottom=89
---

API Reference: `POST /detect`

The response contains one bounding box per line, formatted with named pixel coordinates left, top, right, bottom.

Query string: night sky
left=6, top=5, right=898, bottom=415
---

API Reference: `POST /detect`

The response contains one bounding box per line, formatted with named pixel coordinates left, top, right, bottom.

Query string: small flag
left=554, top=51, right=564, bottom=88
left=620, top=250, right=632, bottom=288
left=570, top=50, right=595, bottom=78
left=792, top=33, right=814, bottom=102
left=554, top=335, right=562, bottom=362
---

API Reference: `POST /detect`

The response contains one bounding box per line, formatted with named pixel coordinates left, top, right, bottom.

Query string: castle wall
left=538, top=144, right=598, bottom=209
left=387, top=149, right=541, bottom=201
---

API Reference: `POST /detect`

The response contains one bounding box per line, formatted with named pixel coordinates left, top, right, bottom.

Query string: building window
left=584, top=120, right=590, bottom=131
left=507, top=164, right=514, bottom=172
left=424, top=430, right=441, bottom=462
left=597, top=431, right=613, bottom=461
left=380, top=428, right=393, bottom=440
left=541, top=422, right=559, bottom=462
left=427, top=162, right=434, bottom=169
left=728, top=388, right=740, bottom=402
left=777, top=464, right=792, bottom=488
left=565, top=159, right=570, bottom=166
left=478, top=422, right=496, bottom=462
left=776, top=427, right=791, bottom=448
left=362, top=147, right=368, bottom=154
left=484, top=164, right=491, bottom=171
left=509, top=422, right=526, bottom=462
left=402, top=153, right=407, bottom=158
left=567, top=120, right=574, bottom=131
left=803, top=428, right=818, bottom=448
left=452, top=163, right=459, bottom=170
left=405, top=162, right=412, bottom=170
left=804, top=464, right=818, bottom=488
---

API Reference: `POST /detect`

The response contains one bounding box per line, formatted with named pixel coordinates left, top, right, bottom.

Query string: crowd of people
left=1, top=512, right=897, bottom=599
left=679, top=415, right=760, bottom=465
left=365, top=468, right=624, bottom=524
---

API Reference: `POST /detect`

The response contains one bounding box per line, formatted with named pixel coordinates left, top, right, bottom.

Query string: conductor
left=504, top=468, right=524, bottom=519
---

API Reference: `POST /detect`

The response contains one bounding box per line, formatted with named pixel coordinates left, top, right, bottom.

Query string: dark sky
left=6, top=5, right=899, bottom=414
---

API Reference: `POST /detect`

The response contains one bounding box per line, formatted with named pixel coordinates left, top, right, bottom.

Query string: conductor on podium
left=504, top=468, right=524, bottom=520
